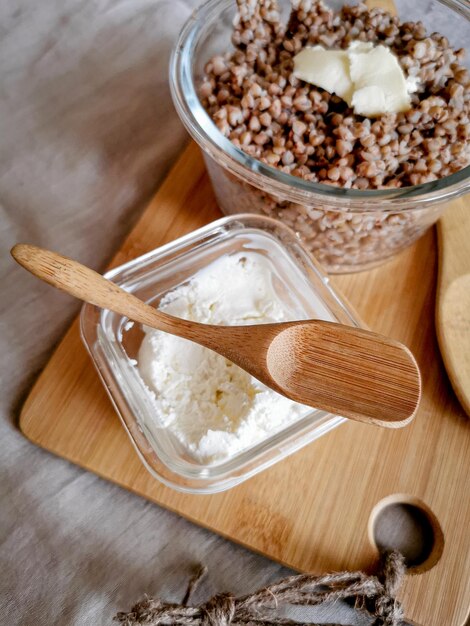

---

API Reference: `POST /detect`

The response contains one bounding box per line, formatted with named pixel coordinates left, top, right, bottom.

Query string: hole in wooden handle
left=368, top=494, right=444, bottom=574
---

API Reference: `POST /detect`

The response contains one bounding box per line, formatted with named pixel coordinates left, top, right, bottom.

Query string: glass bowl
left=80, top=215, right=364, bottom=493
left=169, top=0, right=470, bottom=273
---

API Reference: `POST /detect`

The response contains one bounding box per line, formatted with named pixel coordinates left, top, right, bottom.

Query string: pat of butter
left=293, top=42, right=415, bottom=117
left=293, top=46, right=354, bottom=105
left=349, top=44, right=412, bottom=115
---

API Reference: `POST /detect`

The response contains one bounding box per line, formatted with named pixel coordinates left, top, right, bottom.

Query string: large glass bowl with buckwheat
left=170, top=0, right=470, bottom=273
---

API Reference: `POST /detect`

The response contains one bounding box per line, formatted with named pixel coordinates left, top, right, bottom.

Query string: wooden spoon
left=11, top=243, right=421, bottom=428
left=436, top=198, right=470, bottom=417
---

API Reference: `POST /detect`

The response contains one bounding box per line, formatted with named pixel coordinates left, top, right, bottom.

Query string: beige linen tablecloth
left=1, top=1, right=467, bottom=624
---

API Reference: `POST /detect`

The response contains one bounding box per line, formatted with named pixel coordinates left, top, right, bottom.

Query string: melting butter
left=292, top=46, right=354, bottom=105
left=294, top=42, right=418, bottom=117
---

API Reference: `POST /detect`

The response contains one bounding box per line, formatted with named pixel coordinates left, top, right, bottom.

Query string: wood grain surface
left=436, top=204, right=470, bottom=417
left=20, top=142, right=470, bottom=626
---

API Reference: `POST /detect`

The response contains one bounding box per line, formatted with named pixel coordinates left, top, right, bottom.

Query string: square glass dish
left=80, top=214, right=363, bottom=493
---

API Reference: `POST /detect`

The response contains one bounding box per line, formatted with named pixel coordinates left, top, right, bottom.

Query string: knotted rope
left=115, top=551, right=406, bottom=625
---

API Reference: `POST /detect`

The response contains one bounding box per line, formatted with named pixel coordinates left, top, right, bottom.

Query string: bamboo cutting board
left=20, top=142, right=470, bottom=626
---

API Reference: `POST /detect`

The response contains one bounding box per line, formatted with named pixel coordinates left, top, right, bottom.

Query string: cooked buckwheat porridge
left=198, top=0, right=470, bottom=270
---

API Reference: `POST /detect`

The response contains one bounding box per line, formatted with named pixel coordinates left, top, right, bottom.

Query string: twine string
left=115, top=551, right=405, bottom=626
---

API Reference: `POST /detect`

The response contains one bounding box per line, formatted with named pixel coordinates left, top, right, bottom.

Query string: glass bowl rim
left=169, top=0, right=470, bottom=212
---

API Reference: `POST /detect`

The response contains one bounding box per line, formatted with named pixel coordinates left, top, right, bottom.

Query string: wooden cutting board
left=19, top=142, right=470, bottom=626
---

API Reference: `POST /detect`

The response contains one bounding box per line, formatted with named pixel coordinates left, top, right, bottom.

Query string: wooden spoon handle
left=11, top=244, right=194, bottom=338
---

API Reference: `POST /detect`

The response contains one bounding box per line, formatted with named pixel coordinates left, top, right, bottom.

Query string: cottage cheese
left=137, top=252, right=311, bottom=464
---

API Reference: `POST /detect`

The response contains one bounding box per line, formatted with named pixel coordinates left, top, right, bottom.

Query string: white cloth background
left=0, top=1, right=467, bottom=624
